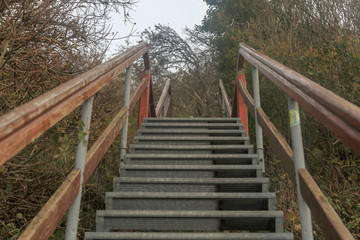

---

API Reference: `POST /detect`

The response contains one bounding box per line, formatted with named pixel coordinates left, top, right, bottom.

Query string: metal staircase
left=85, top=117, right=294, bottom=240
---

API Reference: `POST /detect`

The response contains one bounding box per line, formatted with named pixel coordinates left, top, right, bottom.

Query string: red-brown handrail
left=240, top=43, right=360, bottom=155
left=219, top=43, right=357, bottom=239
left=0, top=43, right=148, bottom=166
left=0, top=42, right=170, bottom=239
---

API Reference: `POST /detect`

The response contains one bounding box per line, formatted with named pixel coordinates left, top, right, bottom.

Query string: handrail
left=240, top=43, right=360, bottom=155
left=219, top=80, right=232, bottom=116
left=155, top=79, right=171, bottom=117
left=0, top=42, right=148, bottom=166
left=220, top=43, right=357, bottom=239
left=0, top=42, right=171, bottom=239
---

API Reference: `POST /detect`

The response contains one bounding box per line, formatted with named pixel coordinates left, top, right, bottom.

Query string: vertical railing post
left=119, top=65, right=133, bottom=165
left=235, top=53, right=248, bottom=135
left=138, top=70, right=150, bottom=127
left=65, top=96, right=94, bottom=240
left=287, top=98, right=313, bottom=240
left=252, top=66, right=265, bottom=173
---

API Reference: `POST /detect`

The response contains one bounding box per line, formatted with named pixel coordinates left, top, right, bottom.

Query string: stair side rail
left=220, top=43, right=358, bottom=240
left=0, top=42, right=170, bottom=239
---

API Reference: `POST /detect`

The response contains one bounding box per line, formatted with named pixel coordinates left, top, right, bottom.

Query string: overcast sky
left=108, top=0, right=208, bottom=55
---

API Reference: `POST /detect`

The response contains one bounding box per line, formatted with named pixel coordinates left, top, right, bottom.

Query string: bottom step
left=96, top=210, right=284, bottom=232
left=85, top=232, right=294, bottom=240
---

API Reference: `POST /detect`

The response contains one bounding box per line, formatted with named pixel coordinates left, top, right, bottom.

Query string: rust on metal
left=18, top=168, right=81, bottom=240
left=129, top=77, right=148, bottom=113
left=138, top=70, right=151, bottom=128
left=298, top=168, right=354, bottom=240
left=219, top=80, right=232, bottom=116
left=0, top=43, right=149, bottom=166
left=256, top=107, right=295, bottom=182
left=239, top=43, right=360, bottom=155
left=237, top=78, right=255, bottom=118
left=155, top=79, right=171, bottom=117
left=148, top=76, right=156, bottom=117
left=83, top=107, right=128, bottom=183
left=234, top=53, right=249, bottom=135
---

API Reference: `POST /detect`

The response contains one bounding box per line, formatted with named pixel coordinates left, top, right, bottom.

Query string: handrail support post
left=119, top=65, right=133, bottom=166
left=287, top=97, right=313, bottom=240
left=65, top=96, right=94, bottom=240
left=252, top=66, right=265, bottom=173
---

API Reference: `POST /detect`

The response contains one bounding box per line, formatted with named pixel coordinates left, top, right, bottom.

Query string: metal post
left=252, top=66, right=265, bottom=173
left=287, top=97, right=313, bottom=240
left=65, top=96, right=94, bottom=240
left=119, top=65, right=133, bottom=165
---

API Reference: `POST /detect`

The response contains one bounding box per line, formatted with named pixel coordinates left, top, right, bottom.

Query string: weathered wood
left=0, top=43, right=148, bottom=166
left=155, top=79, right=171, bottom=117
left=129, top=77, right=148, bottom=113
left=83, top=107, right=128, bottom=183
left=237, top=78, right=255, bottom=118
left=219, top=80, right=232, bottom=116
left=18, top=168, right=81, bottom=240
left=240, top=43, right=360, bottom=155
left=256, top=107, right=295, bottom=182
left=298, top=168, right=354, bottom=240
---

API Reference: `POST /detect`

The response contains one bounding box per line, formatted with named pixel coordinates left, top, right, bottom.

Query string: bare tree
left=142, top=24, right=220, bottom=116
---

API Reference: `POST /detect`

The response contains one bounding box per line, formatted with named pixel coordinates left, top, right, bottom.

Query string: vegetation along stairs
left=85, top=117, right=294, bottom=240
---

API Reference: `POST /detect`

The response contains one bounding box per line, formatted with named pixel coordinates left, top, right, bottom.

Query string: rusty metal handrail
left=224, top=43, right=356, bottom=239
left=0, top=42, right=171, bottom=239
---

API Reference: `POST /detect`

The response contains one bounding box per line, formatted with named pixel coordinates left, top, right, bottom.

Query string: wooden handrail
left=219, top=80, right=232, bottom=116
left=0, top=42, right=148, bottom=166
left=299, top=168, right=354, bottom=239
left=230, top=43, right=357, bottom=239
left=155, top=79, right=171, bottom=117
left=239, top=43, right=360, bottom=155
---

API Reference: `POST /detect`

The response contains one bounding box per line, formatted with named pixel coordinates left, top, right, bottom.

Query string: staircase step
left=141, top=122, right=244, bottom=130
left=134, top=136, right=250, bottom=145
left=138, top=129, right=246, bottom=136
left=144, top=117, right=241, bottom=123
left=85, top=232, right=294, bottom=240
left=120, top=164, right=262, bottom=178
left=113, top=177, right=269, bottom=192
left=125, top=154, right=258, bottom=165
left=129, top=144, right=254, bottom=154
left=95, top=210, right=284, bottom=232
left=105, top=192, right=276, bottom=211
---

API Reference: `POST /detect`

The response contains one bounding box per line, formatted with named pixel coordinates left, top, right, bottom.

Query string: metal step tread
left=138, top=129, right=246, bottom=133
left=126, top=154, right=257, bottom=159
left=96, top=210, right=283, bottom=218
left=141, top=122, right=244, bottom=127
left=144, top=117, right=241, bottom=122
left=134, top=136, right=250, bottom=141
left=105, top=192, right=275, bottom=199
left=85, top=232, right=293, bottom=240
left=130, top=144, right=253, bottom=150
left=115, top=177, right=269, bottom=184
left=121, top=164, right=262, bottom=171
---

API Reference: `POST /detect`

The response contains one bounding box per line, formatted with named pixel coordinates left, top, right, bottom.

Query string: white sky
left=107, top=0, right=208, bottom=55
